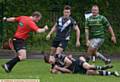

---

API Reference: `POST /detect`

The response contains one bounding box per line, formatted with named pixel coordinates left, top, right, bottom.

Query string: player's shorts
left=89, top=38, right=104, bottom=49
left=12, top=37, right=26, bottom=52
left=68, top=59, right=87, bottom=74
left=52, top=39, right=68, bottom=50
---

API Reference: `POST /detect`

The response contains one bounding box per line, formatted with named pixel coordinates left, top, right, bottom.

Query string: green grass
left=0, top=59, right=120, bottom=82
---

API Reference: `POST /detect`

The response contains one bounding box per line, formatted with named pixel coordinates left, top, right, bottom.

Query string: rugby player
left=85, top=5, right=116, bottom=64
left=2, top=11, right=48, bottom=73
left=44, top=54, right=119, bottom=77
left=46, top=5, right=80, bottom=57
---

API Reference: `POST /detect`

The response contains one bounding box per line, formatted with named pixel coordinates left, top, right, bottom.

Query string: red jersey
left=14, top=16, right=39, bottom=40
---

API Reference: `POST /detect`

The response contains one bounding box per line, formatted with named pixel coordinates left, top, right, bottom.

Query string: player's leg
left=55, top=40, right=68, bottom=57
left=2, top=49, right=26, bottom=73
left=85, top=46, right=95, bottom=62
left=50, top=47, right=57, bottom=56
left=86, top=70, right=98, bottom=75
left=94, top=38, right=111, bottom=64
left=2, top=38, right=26, bottom=73
left=55, top=47, right=64, bottom=56
left=82, top=62, right=113, bottom=70
left=79, top=56, right=86, bottom=62
left=96, top=52, right=111, bottom=64
left=86, top=70, right=120, bottom=77
left=85, top=39, right=97, bottom=62
left=50, top=39, right=60, bottom=56
left=86, top=38, right=109, bottom=63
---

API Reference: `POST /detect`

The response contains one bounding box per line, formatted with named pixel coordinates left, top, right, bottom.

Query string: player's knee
left=17, top=49, right=26, bottom=60
left=18, top=52, right=26, bottom=60
left=79, top=56, right=86, bottom=62
left=56, top=47, right=63, bottom=54
left=18, top=54, right=26, bottom=60
left=87, top=48, right=96, bottom=55
left=85, top=66, right=91, bottom=70
left=83, top=63, right=91, bottom=70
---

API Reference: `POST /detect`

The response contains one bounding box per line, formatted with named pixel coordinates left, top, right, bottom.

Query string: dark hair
left=32, top=11, right=42, bottom=17
left=64, top=5, right=71, bottom=10
left=44, top=54, right=50, bottom=63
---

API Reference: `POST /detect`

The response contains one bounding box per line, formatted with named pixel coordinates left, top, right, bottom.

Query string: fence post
left=0, top=1, right=4, bottom=48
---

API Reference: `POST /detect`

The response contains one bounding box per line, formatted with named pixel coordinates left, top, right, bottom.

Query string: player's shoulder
left=69, top=16, right=75, bottom=20
left=18, top=16, right=28, bottom=18
left=69, top=17, right=77, bottom=23
left=58, top=16, right=63, bottom=20
left=87, top=15, right=93, bottom=20
left=16, top=16, right=27, bottom=21
left=18, top=16, right=30, bottom=21
left=99, top=15, right=107, bottom=19
left=56, top=17, right=63, bottom=23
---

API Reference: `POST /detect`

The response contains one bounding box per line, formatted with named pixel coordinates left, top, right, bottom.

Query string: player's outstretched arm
left=54, top=65, right=72, bottom=73
left=2, top=17, right=16, bottom=22
left=36, top=25, right=48, bottom=33
left=46, top=23, right=57, bottom=40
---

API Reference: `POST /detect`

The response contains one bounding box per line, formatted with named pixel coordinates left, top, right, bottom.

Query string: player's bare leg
left=50, top=47, right=57, bottom=56
left=55, top=47, right=64, bottom=57
left=86, top=70, right=120, bottom=77
left=2, top=49, right=26, bottom=73
left=82, top=62, right=113, bottom=70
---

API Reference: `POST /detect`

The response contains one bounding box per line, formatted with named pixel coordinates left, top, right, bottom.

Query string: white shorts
left=89, top=38, right=104, bottom=49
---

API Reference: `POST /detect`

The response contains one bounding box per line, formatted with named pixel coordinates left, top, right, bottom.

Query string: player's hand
left=44, top=25, right=48, bottom=31
left=86, top=40, right=90, bottom=47
left=3, top=17, right=7, bottom=20
left=76, top=41, right=80, bottom=47
left=0, top=17, right=7, bottom=22
left=46, top=34, right=51, bottom=40
left=111, top=36, right=116, bottom=44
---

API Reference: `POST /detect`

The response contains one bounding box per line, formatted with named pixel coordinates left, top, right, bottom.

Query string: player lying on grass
left=44, top=54, right=120, bottom=77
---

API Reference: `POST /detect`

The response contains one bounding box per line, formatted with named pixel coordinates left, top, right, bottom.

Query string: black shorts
left=12, top=37, right=26, bottom=52
left=70, top=59, right=87, bottom=74
left=52, top=39, right=68, bottom=50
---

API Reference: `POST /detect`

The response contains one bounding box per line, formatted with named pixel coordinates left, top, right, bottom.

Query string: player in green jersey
left=85, top=5, right=116, bottom=64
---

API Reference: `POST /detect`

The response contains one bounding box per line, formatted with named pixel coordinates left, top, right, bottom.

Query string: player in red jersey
left=2, top=11, right=48, bottom=73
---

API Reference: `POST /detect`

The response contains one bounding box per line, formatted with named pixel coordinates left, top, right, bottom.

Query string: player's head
left=32, top=11, right=42, bottom=22
left=91, top=5, right=99, bottom=16
left=63, top=5, right=71, bottom=18
left=44, top=54, right=55, bottom=64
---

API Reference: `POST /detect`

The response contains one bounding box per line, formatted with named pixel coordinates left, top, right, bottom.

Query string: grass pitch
left=0, top=59, right=120, bottom=82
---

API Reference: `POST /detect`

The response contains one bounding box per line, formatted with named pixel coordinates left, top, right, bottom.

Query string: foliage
left=0, top=0, right=120, bottom=53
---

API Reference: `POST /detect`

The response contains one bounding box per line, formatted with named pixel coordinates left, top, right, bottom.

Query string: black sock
left=98, top=71, right=113, bottom=76
left=6, top=56, right=20, bottom=71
